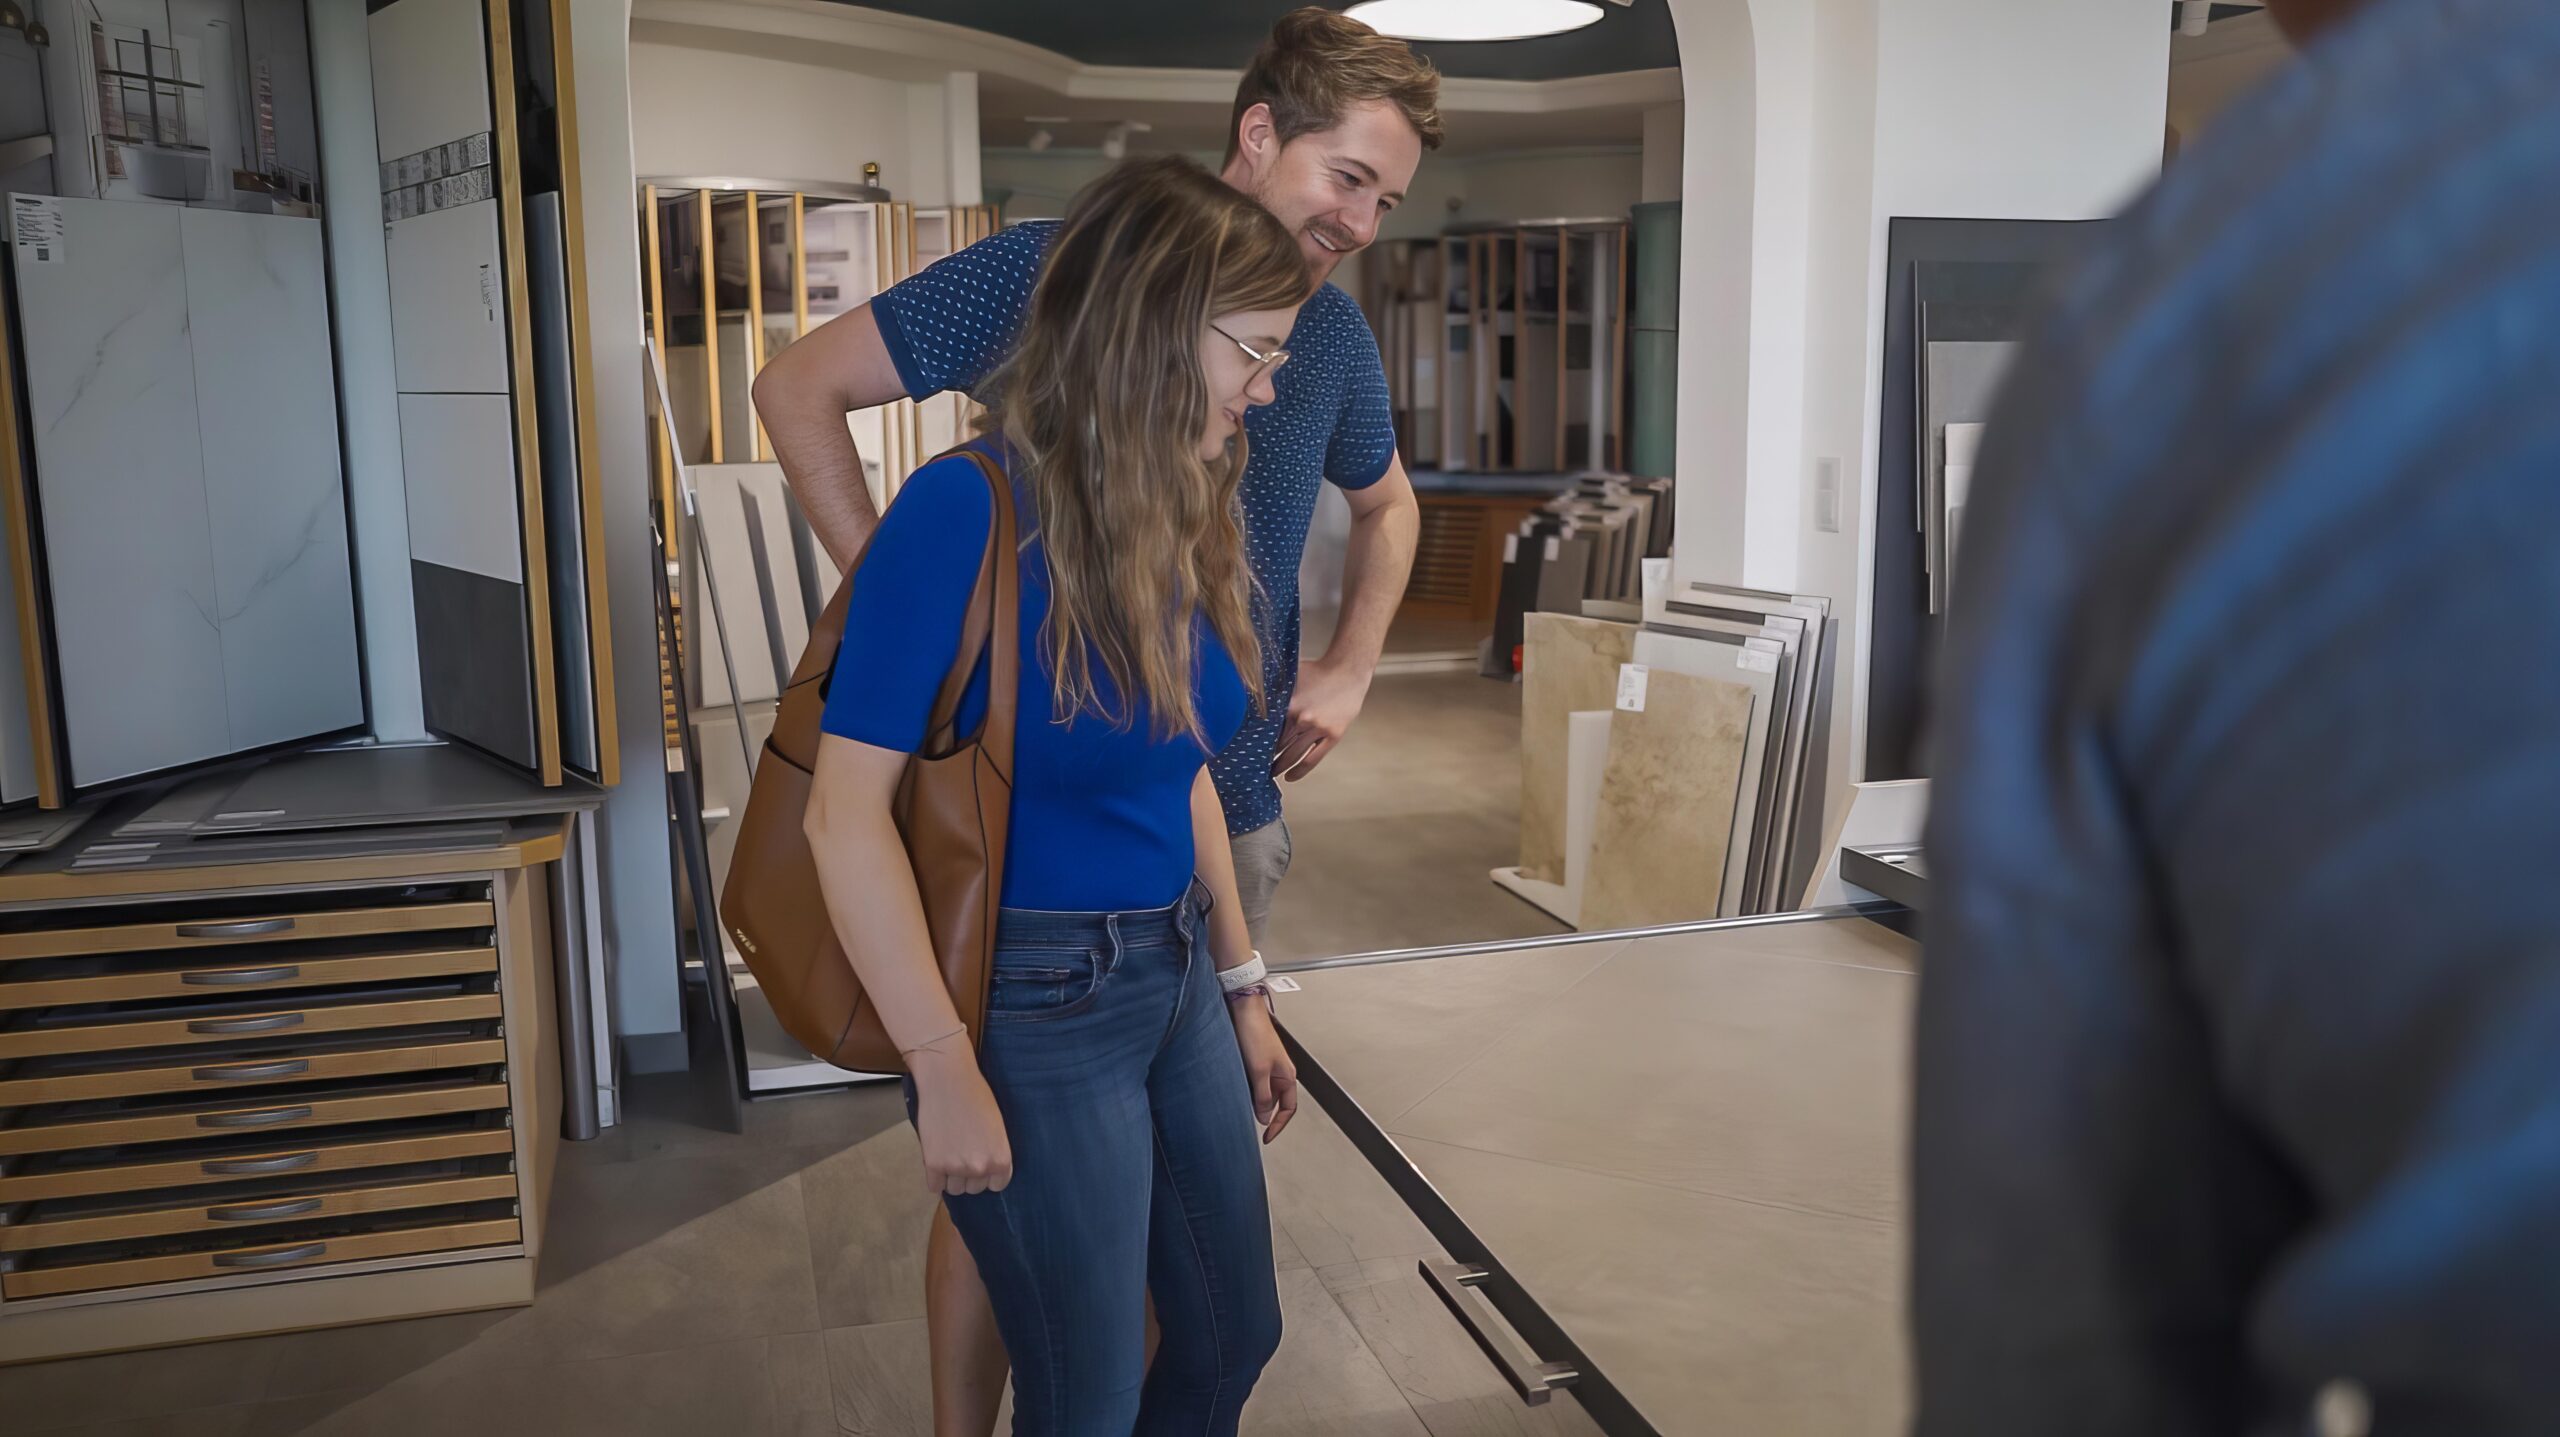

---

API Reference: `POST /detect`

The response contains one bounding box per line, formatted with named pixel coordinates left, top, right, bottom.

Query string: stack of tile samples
left=1497, top=580, right=1836, bottom=930
left=1482, top=474, right=1677, bottom=677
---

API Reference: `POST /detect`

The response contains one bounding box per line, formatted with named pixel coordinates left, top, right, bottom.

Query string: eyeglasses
left=1209, top=323, right=1291, bottom=378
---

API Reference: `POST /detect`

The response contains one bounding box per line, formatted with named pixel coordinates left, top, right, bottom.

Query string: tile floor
left=5, top=672, right=1602, bottom=1435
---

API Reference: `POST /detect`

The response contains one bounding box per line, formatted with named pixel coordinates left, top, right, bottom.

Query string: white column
left=944, top=70, right=983, bottom=207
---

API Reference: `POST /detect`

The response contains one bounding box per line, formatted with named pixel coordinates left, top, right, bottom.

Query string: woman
left=802, top=155, right=1309, bottom=1434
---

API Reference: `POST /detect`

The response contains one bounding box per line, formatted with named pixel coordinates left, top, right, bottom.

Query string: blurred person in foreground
left=1916, top=0, right=2560, bottom=1434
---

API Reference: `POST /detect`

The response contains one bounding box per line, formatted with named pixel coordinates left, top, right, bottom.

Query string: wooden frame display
left=0, top=257, right=63, bottom=810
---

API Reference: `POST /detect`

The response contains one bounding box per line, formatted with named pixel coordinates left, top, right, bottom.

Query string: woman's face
left=1198, top=305, right=1301, bottom=462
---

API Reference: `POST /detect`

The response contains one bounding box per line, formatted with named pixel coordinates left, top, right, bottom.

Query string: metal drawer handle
left=198, top=1105, right=315, bottom=1130
left=1420, top=1261, right=1581, bottom=1406
left=203, top=1151, right=320, bottom=1176
left=213, top=1242, right=328, bottom=1269
left=187, top=1013, right=306, bottom=1036
left=176, top=918, right=297, bottom=940
left=207, top=1197, right=326, bottom=1223
left=193, top=1059, right=311, bottom=1082
left=183, top=965, right=302, bottom=987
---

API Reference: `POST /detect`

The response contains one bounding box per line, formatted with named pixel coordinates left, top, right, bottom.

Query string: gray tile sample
left=413, top=560, right=539, bottom=771
left=181, top=208, right=366, bottom=754
left=11, top=195, right=233, bottom=789
left=193, top=741, right=594, bottom=834
left=527, top=193, right=601, bottom=777
left=0, top=802, right=96, bottom=853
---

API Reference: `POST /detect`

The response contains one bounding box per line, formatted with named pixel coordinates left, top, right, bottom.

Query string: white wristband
left=1218, top=953, right=1267, bottom=993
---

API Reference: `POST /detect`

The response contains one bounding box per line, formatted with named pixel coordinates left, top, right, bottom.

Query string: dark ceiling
left=822, top=1, right=1681, bottom=81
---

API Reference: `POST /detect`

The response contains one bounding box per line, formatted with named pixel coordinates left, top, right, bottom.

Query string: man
left=754, top=7, right=1435, bottom=956
left=1917, top=0, right=2560, bottom=1434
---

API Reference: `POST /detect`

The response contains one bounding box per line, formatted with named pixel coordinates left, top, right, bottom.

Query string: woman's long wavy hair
left=981, top=155, right=1311, bottom=743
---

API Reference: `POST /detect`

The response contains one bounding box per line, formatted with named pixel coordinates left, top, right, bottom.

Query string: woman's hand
left=1229, top=1000, right=1299, bottom=1144
left=909, top=1046, right=1014, bottom=1195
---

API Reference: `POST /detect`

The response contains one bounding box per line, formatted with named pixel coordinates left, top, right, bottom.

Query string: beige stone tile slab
left=1519, top=615, right=1636, bottom=884
left=1393, top=1137, right=1907, bottom=1437
left=1389, top=938, right=1913, bottom=1224
left=1578, top=669, right=1755, bottom=932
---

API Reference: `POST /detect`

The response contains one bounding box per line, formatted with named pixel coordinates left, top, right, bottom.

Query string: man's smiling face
left=1234, top=98, right=1424, bottom=284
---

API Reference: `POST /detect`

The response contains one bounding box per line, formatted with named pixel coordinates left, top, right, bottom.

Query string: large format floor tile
left=799, top=1119, right=940, bottom=1328
left=1265, top=1104, right=1443, bottom=1272
left=1243, top=1268, right=1434, bottom=1437
left=1393, top=1137, right=1908, bottom=1437
left=1387, top=935, right=1914, bottom=1224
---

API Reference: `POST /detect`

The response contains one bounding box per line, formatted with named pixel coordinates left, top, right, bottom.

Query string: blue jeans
left=927, top=879, right=1282, bottom=1435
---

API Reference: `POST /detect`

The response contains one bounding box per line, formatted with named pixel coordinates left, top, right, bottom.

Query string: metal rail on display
left=1271, top=902, right=1915, bottom=1437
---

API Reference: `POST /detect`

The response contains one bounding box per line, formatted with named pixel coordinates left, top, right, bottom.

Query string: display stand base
left=1491, top=866, right=1578, bottom=927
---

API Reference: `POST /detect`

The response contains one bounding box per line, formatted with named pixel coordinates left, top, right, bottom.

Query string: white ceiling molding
left=632, top=0, right=1681, bottom=113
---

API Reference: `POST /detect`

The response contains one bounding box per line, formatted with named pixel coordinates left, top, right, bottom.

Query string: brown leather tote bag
left=720, top=448, right=1018, bottom=1074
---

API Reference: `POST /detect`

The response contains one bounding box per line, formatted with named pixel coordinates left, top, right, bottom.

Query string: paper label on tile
left=1616, top=663, right=1649, bottom=712
left=1737, top=649, right=1780, bottom=674
left=10, top=196, right=64, bottom=265
left=1641, top=557, right=1670, bottom=603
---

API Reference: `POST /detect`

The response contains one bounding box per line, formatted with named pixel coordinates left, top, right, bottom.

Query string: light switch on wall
left=1815, top=457, right=1842, bottom=534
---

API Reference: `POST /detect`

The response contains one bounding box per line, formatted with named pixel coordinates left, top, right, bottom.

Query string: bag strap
left=922, top=449, right=1020, bottom=767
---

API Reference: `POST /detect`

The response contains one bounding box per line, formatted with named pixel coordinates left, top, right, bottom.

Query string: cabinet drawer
left=0, top=982, right=503, bottom=1061
left=0, top=902, right=496, bottom=963
left=1, top=1160, right=517, bottom=1254
left=0, top=945, right=498, bottom=1010
left=3, top=1211, right=522, bottom=1300
left=0, top=1076, right=511, bottom=1157
left=0, top=1116, right=516, bottom=1204
left=0, top=1025, right=506, bottom=1107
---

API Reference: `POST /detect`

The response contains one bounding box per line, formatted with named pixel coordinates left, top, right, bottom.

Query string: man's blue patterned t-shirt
left=869, top=219, right=1396, bottom=837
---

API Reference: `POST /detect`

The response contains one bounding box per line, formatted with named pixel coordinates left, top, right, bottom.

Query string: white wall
left=627, top=42, right=974, bottom=201
left=1642, top=103, right=1684, bottom=204
left=1660, top=0, right=2168, bottom=859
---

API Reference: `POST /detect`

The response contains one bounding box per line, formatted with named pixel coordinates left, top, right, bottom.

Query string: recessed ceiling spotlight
left=1344, top=0, right=1606, bottom=43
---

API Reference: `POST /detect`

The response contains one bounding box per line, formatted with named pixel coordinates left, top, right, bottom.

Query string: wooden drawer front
left=4, top=1215, right=522, bottom=1300
left=0, top=902, right=497, bottom=963
left=1, top=1172, right=519, bottom=1254
left=0, top=1124, right=516, bottom=1204
left=0, top=991, right=503, bottom=1061
left=0, top=946, right=498, bottom=1011
left=0, top=1031, right=506, bottom=1108
left=0, top=1080, right=511, bottom=1157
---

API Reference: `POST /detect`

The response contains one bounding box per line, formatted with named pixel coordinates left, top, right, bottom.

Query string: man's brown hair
left=1225, top=7, right=1445, bottom=164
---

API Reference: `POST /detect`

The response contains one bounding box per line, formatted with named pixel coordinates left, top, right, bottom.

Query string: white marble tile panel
left=398, top=392, right=525, bottom=582
left=384, top=199, right=510, bottom=394
left=12, top=195, right=232, bottom=787
left=180, top=207, right=365, bottom=752
left=368, top=0, right=493, bottom=163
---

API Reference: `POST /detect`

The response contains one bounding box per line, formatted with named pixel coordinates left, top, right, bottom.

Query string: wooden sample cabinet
left=0, top=822, right=567, bottom=1363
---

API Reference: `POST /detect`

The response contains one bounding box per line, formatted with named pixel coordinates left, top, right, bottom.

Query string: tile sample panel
left=414, top=559, right=537, bottom=770
left=1580, top=667, right=1755, bottom=931
left=11, top=196, right=232, bottom=787
left=398, top=393, right=525, bottom=582
left=1634, top=627, right=1779, bottom=916
left=181, top=207, right=365, bottom=752
left=367, top=0, right=493, bottom=162
left=384, top=200, right=510, bottom=394
left=1519, top=613, right=1634, bottom=883
left=527, top=193, right=600, bottom=776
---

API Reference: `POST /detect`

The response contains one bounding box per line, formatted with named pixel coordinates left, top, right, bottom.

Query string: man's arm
left=1274, top=454, right=1418, bottom=781
left=751, top=306, right=908, bottom=568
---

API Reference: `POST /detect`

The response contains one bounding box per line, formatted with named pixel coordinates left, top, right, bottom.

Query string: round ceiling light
left=1343, top=0, right=1606, bottom=44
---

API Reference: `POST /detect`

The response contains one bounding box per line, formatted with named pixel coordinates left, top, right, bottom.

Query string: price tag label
left=1268, top=976, right=1302, bottom=994
left=1616, top=662, right=1649, bottom=712
left=1738, top=649, right=1779, bottom=675
left=11, top=196, right=65, bottom=266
